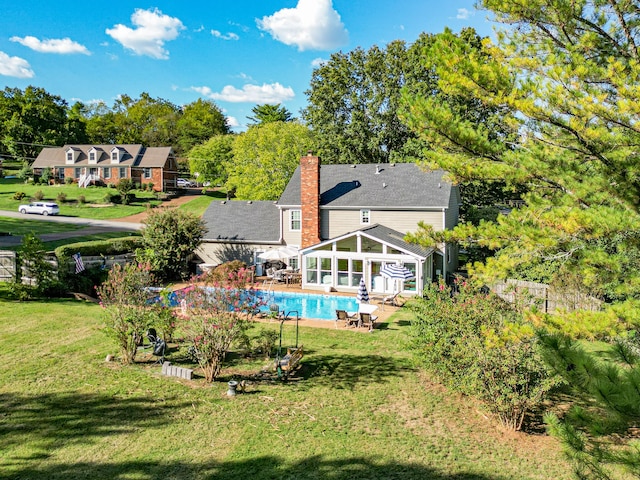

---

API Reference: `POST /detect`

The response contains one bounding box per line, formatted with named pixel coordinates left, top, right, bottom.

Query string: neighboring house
left=31, top=144, right=179, bottom=192
left=198, top=154, right=460, bottom=296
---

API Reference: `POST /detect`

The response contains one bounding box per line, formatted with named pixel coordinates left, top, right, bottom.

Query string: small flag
left=73, top=253, right=85, bottom=274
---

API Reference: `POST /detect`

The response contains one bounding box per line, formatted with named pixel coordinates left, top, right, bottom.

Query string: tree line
left=0, top=88, right=229, bottom=162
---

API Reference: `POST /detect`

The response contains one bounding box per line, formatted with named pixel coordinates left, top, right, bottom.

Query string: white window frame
left=74, top=167, right=81, bottom=179
left=143, top=167, right=152, bottom=179
left=103, top=167, right=111, bottom=179
left=360, top=209, right=371, bottom=225
left=119, top=167, right=127, bottom=178
left=110, top=148, right=120, bottom=163
left=65, top=150, right=75, bottom=164
left=290, top=209, right=301, bottom=231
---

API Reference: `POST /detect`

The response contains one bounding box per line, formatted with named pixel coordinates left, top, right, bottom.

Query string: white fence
left=0, top=252, right=135, bottom=285
left=0, top=250, right=16, bottom=282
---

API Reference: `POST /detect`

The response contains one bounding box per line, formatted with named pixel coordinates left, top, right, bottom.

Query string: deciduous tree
left=138, top=208, right=206, bottom=281
left=177, top=98, right=229, bottom=154
left=227, top=121, right=315, bottom=200
left=187, top=134, right=234, bottom=187
left=0, top=86, right=70, bottom=163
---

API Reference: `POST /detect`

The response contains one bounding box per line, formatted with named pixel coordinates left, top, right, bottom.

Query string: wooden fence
left=491, top=279, right=602, bottom=313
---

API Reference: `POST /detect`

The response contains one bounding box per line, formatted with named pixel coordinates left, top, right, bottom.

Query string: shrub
left=208, top=260, right=247, bottom=283
left=65, top=177, right=74, bottom=185
left=11, top=233, right=62, bottom=300
left=41, top=167, right=52, bottom=184
left=176, top=268, right=264, bottom=381
left=96, top=262, right=156, bottom=364
left=56, top=193, right=67, bottom=203
left=13, top=192, right=26, bottom=201
left=33, top=190, right=44, bottom=201
left=77, top=195, right=86, bottom=205
left=254, top=329, right=279, bottom=359
left=408, top=281, right=558, bottom=430
left=137, top=208, right=206, bottom=281
left=103, top=191, right=122, bottom=204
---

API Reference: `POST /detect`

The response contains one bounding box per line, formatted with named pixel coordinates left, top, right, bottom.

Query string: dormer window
left=110, top=147, right=121, bottom=164
left=65, top=147, right=78, bottom=164
left=88, top=147, right=100, bottom=164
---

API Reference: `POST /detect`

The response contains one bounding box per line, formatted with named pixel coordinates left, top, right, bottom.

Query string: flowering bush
left=408, top=279, right=558, bottom=430
left=96, top=263, right=155, bottom=364
left=176, top=267, right=264, bottom=382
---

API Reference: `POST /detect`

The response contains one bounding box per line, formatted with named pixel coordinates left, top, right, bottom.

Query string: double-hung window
left=290, top=209, right=301, bottom=231
left=360, top=209, right=371, bottom=225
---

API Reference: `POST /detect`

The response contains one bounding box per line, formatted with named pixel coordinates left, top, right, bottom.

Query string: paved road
left=0, top=210, right=142, bottom=247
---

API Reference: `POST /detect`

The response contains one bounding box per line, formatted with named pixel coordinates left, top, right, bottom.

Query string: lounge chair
left=359, top=312, right=378, bottom=331
left=335, top=309, right=358, bottom=328
left=379, top=292, right=400, bottom=310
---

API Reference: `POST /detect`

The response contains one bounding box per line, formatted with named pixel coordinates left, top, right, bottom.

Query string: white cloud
left=226, top=116, right=240, bottom=128
left=257, top=0, right=348, bottom=51
left=0, top=51, right=34, bottom=78
left=10, top=36, right=90, bottom=55
left=311, top=57, right=326, bottom=67
left=211, top=30, right=239, bottom=41
left=191, top=82, right=295, bottom=103
left=106, top=8, right=185, bottom=59
left=457, top=8, right=474, bottom=20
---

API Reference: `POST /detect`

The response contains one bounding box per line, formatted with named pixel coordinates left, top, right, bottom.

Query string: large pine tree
left=401, top=2, right=640, bottom=477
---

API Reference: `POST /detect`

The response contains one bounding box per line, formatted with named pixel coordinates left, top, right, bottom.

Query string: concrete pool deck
left=170, top=276, right=405, bottom=331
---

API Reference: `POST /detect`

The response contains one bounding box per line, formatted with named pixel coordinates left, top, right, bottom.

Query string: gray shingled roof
left=278, top=163, right=452, bottom=208
left=202, top=200, right=281, bottom=243
left=31, top=144, right=171, bottom=168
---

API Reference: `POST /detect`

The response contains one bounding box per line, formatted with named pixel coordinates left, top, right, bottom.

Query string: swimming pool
left=256, top=290, right=359, bottom=321
left=161, top=288, right=359, bottom=321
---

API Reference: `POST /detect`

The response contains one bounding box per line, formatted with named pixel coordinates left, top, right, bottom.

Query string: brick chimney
left=300, top=152, right=321, bottom=248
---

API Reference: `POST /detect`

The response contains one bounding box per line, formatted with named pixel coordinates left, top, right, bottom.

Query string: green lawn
left=0, top=178, right=219, bottom=221
left=0, top=293, right=573, bottom=480
left=0, top=178, right=161, bottom=219
left=0, top=217, right=84, bottom=236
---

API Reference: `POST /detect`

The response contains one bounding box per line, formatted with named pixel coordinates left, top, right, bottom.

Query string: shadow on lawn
left=0, top=391, right=189, bottom=455
left=294, top=352, right=415, bottom=390
left=3, top=455, right=505, bottom=480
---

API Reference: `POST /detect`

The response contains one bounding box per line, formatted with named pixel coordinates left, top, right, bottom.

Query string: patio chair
left=379, top=292, right=400, bottom=310
left=358, top=312, right=378, bottom=331
left=335, top=309, right=357, bottom=328
left=152, top=337, right=167, bottom=364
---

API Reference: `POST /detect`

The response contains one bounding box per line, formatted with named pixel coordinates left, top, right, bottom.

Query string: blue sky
left=0, top=0, right=497, bottom=131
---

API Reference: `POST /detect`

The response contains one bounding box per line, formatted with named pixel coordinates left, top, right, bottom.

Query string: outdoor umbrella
left=380, top=264, right=414, bottom=293
left=258, top=246, right=299, bottom=261
left=356, top=277, right=370, bottom=303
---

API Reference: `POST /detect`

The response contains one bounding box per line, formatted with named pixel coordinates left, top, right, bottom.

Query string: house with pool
left=197, top=154, right=460, bottom=297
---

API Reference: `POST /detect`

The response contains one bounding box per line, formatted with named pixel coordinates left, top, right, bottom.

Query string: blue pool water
left=257, top=290, right=358, bottom=321
left=160, top=288, right=358, bottom=321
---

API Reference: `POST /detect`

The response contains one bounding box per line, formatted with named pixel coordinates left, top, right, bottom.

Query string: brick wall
left=300, top=154, right=321, bottom=248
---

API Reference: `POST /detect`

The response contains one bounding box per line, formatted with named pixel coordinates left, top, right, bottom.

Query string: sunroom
left=299, top=225, right=436, bottom=296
